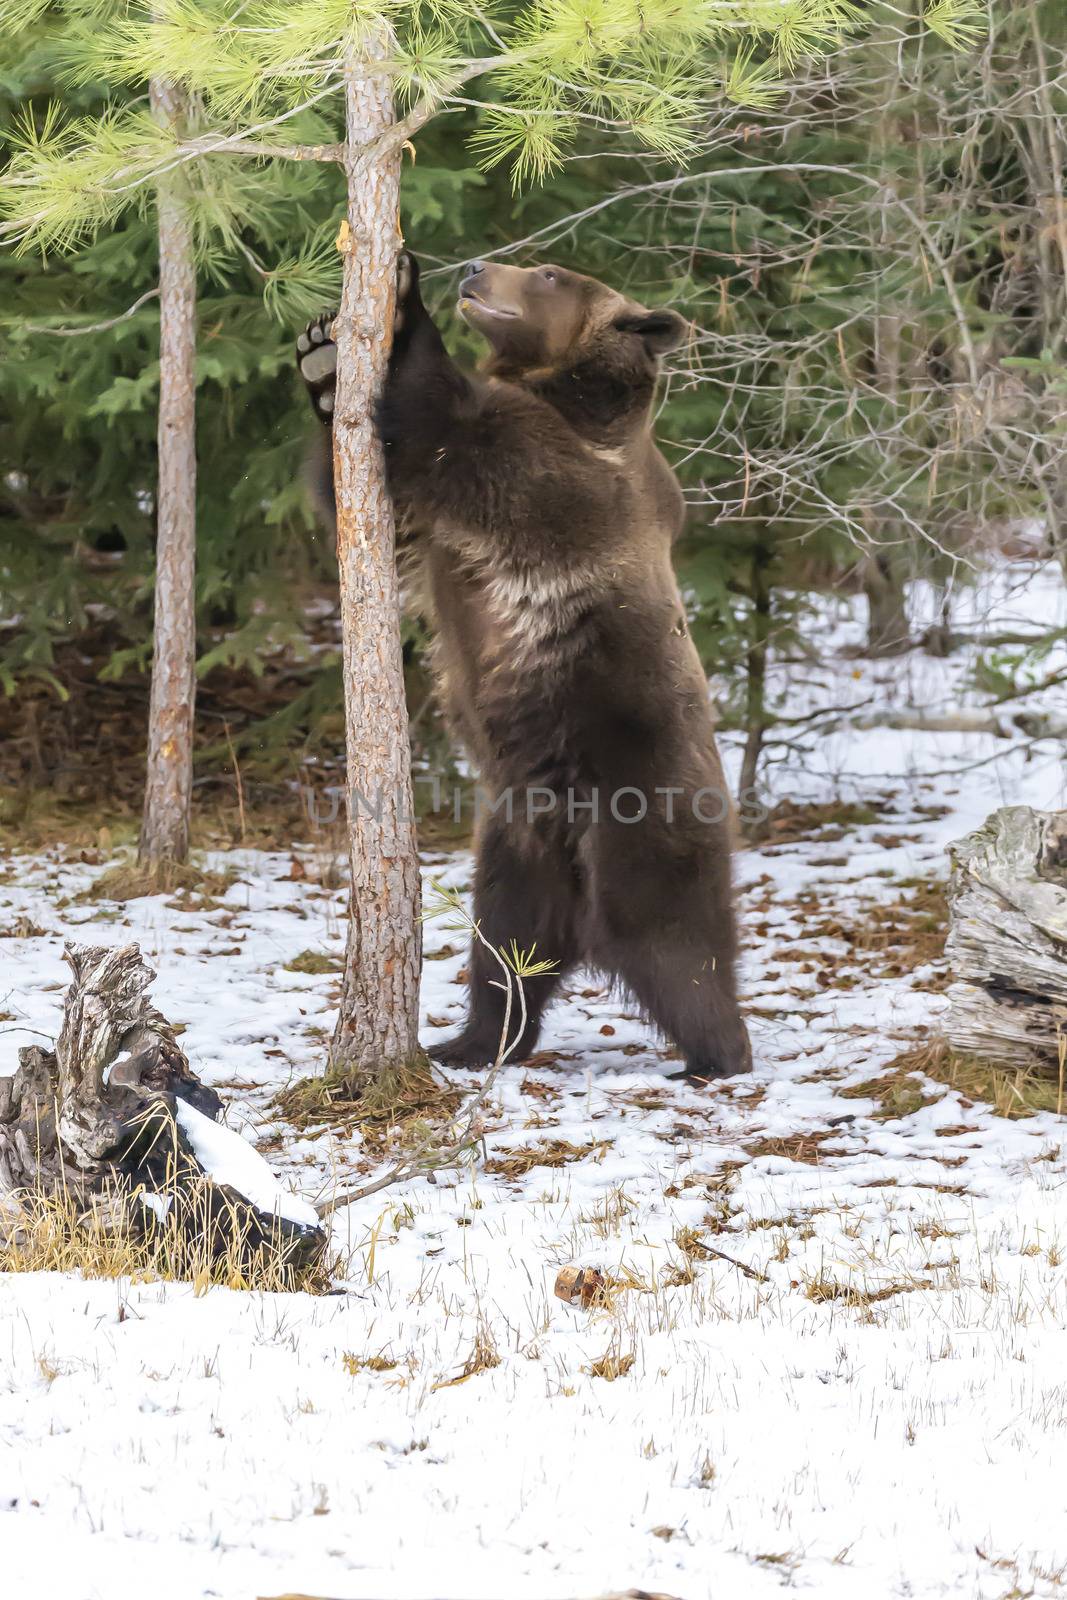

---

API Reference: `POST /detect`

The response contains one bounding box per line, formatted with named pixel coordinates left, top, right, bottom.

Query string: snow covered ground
left=1, top=562, right=1066, bottom=1600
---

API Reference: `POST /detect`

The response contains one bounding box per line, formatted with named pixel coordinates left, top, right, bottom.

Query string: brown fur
left=297, top=254, right=750, bottom=1080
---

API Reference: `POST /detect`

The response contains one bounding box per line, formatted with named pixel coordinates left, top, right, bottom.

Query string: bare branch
left=22, top=287, right=159, bottom=337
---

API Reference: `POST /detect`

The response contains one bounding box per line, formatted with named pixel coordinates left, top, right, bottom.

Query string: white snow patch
left=137, top=1191, right=171, bottom=1223
left=174, top=1099, right=320, bottom=1231
left=101, top=1048, right=131, bottom=1087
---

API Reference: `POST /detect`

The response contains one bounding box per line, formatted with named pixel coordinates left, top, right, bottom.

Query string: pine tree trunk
left=863, top=3, right=913, bottom=659
left=139, top=69, right=197, bottom=870
left=1023, top=0, right=1067, bottom=572
left=329, top=32, right=422, bottom=1084
left=863, top=552, right=911, bottom=657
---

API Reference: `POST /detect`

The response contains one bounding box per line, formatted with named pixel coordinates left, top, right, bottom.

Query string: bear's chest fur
left=412, top=451, right=712, bottom=804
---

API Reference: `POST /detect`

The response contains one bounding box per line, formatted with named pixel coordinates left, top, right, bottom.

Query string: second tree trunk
left=139, top=72, right=197, bottom=870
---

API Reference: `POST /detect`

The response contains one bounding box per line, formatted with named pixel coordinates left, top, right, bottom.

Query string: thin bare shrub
left=313, top=882, right=557, bottom=1219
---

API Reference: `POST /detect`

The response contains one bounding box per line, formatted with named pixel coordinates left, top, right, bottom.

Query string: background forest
left=1, top=0, right=1066, bottom=838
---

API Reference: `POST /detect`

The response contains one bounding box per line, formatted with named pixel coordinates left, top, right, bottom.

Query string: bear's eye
left=542, top=269, right=557, bottom=283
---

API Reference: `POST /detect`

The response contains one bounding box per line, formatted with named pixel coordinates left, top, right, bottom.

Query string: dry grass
left=587, top=1347, right=636, bottom=1381
left=837, top=1064, right=940, bottom=1121
left=0, top=1180, right=333, bottom=1294
left=342, top=1351, right=397, bottom=1375
left=752, top=798, right=884, bottom=845
left=663, top=1225, right=717, bottom=1286
left=76, top=856, right=240, bottom=905
left=580, top=1184, right=635, bottom=1237
left=837, top=1040, right=1065, bottom=1124
left=744, top=1129, right=842, bottom=1163
left=889, top=1040, right=1067, bottom=1120
left=518, top=1076, right=563, bottom=1102
left=483, top=1137, right=611, bottom=1178
left=459, top=1322, right=501, bottom=1378
left=753, top=1551, right=801, bottom=1573
left=805, top=1273, right=927, bottom=1307
left=674, top=1224, right=716, bottom=1261
left=276, top=1055, right=462, bottom=1154
left=0, top=914, right=47, bottom=939
left=801, top=882, right=949, bottom=982
left=432, top=1318, right=501, bottom=1389
left=284, top=949, right=343, bottom=976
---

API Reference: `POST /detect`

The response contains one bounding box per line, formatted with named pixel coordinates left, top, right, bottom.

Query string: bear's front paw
left=296, top=312, right=337, bottom=421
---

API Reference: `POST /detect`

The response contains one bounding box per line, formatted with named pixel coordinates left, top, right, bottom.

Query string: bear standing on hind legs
left=297, top=251, right=752, bottom=1081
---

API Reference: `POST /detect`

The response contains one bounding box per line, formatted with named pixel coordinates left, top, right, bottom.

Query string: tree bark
left=862, top=3, right=914, bottom=658
left=1024, top=0, right=1067, bottom=572
left=329, top=30, right=422, bottom=1084
left=862, top=552, right=911, bottom=657
left=139, top=68, right=197, bottom=870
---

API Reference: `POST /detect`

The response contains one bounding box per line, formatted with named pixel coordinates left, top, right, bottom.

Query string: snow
left=173, top=1098, right=321, bottom=1232
left=101, top=1047, right=130, bottom=1086
left=137, top=1190, right=171, bottom=1223
left=1, top=560, right=1066, bottom=1599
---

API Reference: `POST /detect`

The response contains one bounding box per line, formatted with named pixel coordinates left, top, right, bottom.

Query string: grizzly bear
left=297, top=252, right=751, bottom=1081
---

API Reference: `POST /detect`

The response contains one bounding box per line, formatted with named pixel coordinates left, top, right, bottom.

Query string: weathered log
left=944, top=807, right=1067, bottom=1074
left=0, top=943, right=325, bottom=1272
left=259, top=1591, right=683, bottom=1600
left=827, top=707, right=1067, bottom=740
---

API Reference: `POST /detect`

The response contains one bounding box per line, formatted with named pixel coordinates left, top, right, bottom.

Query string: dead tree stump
left=0, top=943, right=325, bottom=1272
left=945, top=807, right=1067, bottom=1074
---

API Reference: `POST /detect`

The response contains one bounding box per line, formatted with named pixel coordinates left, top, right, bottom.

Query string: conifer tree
left=138, top=55, right=198, bottom=871
left=1, top=0, right=984, bottom=1087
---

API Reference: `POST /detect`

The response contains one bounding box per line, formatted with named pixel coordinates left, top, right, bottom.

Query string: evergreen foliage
left=3, top=1, right=1064, bottom=791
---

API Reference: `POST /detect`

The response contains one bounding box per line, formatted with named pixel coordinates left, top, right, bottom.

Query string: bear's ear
left=613, top=308, right=689, bottom=356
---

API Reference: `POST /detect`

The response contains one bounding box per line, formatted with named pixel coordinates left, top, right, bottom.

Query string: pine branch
left=177, top=136, right=344, bottom=162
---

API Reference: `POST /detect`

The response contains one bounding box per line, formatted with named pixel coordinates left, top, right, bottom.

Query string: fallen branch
left=259, top=1590, right=682, bottom=1600
left=920, top=625, right=1065, bottom=655
left=703, top=1245, right=772, bottom=1284
left=823, top=707, right=1067, bottom=740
